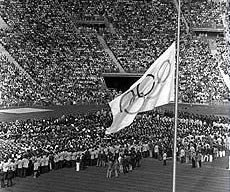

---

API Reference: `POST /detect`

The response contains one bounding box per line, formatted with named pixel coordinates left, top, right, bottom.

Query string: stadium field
left=0, top=102, right=229, bottom=122
left=0, top=156, right=229, bottom=192
left=0, top=103, right=229, bottom=192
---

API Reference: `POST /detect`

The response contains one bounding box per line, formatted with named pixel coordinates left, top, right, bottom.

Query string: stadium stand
left=0, top=55, right=53, bottom=107
left=180, top=34, right=229, bottom=103
left=0, top=0, right=229, bottom=190
left=182, top=0, right=225, bottom=28
left=0, top=0, right=120, bottom=106
left=0, top=0, right=229, bottom=106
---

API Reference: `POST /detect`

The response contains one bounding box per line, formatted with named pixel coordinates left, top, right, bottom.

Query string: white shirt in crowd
left=2, top=162, right=9, bottom=172
left=17, top=159, right=23, bottom=169
left=41, top=157, right=46, bottom=167
left=34, top=161, right=40, bottom=171
left=65, top=152, right=71, bottom=161
left=23, top=158, right=29, bottom=168
left=45, top=156, right=49, bottom=166
left=180, top=149, right=185, bottom=157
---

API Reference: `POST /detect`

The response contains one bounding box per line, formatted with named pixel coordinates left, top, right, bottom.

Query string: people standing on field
left=0, top=109, right=228, bottom=185
left=0, top=167, right=4, bottom=188
left=197, top=152, right=202, bottom=168
left=6, top=161, right=13, bottom=187
left=191, top=152, right=196, bottom=168
left=22, top=156, right=29, bottom=177
left=163, top=152, right=167, bottom=166
left=106, top=158, right=113, bottom=178
left=180, top=148, right=185, bottom=163
left=113, top=159, right=119, bottom=177
left=33, top=159, right=40, bottom=178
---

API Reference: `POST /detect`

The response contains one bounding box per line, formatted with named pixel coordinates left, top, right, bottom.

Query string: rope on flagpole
left=172, top=0, right=181, bottom=192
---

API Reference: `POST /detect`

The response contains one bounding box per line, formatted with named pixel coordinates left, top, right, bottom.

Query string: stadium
left=0, top=0, right=229, bottom=191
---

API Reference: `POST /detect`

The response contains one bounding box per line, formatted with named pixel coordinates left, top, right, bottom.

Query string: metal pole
left=172, top=0, right=181, bottom=192
left=228, top=136, right=230, bottom=170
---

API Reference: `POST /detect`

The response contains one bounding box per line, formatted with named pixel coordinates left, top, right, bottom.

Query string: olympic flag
left=106, top=42, right=176, bottom=134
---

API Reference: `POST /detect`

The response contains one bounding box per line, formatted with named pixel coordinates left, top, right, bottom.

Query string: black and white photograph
left=0, top=0, right=229, bottom=191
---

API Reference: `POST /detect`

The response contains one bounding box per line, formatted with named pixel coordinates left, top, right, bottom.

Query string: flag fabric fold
left=106, top=42, right=176, bottom=134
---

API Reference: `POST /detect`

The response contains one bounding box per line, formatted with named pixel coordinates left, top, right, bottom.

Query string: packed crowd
left=0, top=55, right=53, bottom=107
left=221, top=4, right=230, bottom=74
left=59, top=0, right=110, bottom=21
left=102, top=0, right=177, bottom=72
left=0, top=0, right=229, bottom=108
left=60, top=0, right=225, bottom=28
left=216, top=36, right=229, bottom=76
left=0, top=108, right=229, bottom=186
left=182, top=0, right=225, bottom=28
left=179, top=34, right=229, bottom=103
left=0, top=0, right=119, bottom=106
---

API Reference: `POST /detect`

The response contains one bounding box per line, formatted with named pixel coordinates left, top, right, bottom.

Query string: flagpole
left=172, top=0, right=181, bottom=192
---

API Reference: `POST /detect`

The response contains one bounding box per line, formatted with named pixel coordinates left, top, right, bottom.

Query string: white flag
left=106, top=42, right=176, bottom=134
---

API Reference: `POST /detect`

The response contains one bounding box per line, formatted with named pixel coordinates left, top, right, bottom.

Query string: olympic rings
left=156, top=59, right=171, bottom=83
left=136, top=74, right=155, bottom=97
left=143, top=59, right=171, bottom=99
left=120, top=89, right=145, bottom=114
left=119, top=59, right=172, bottom=114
